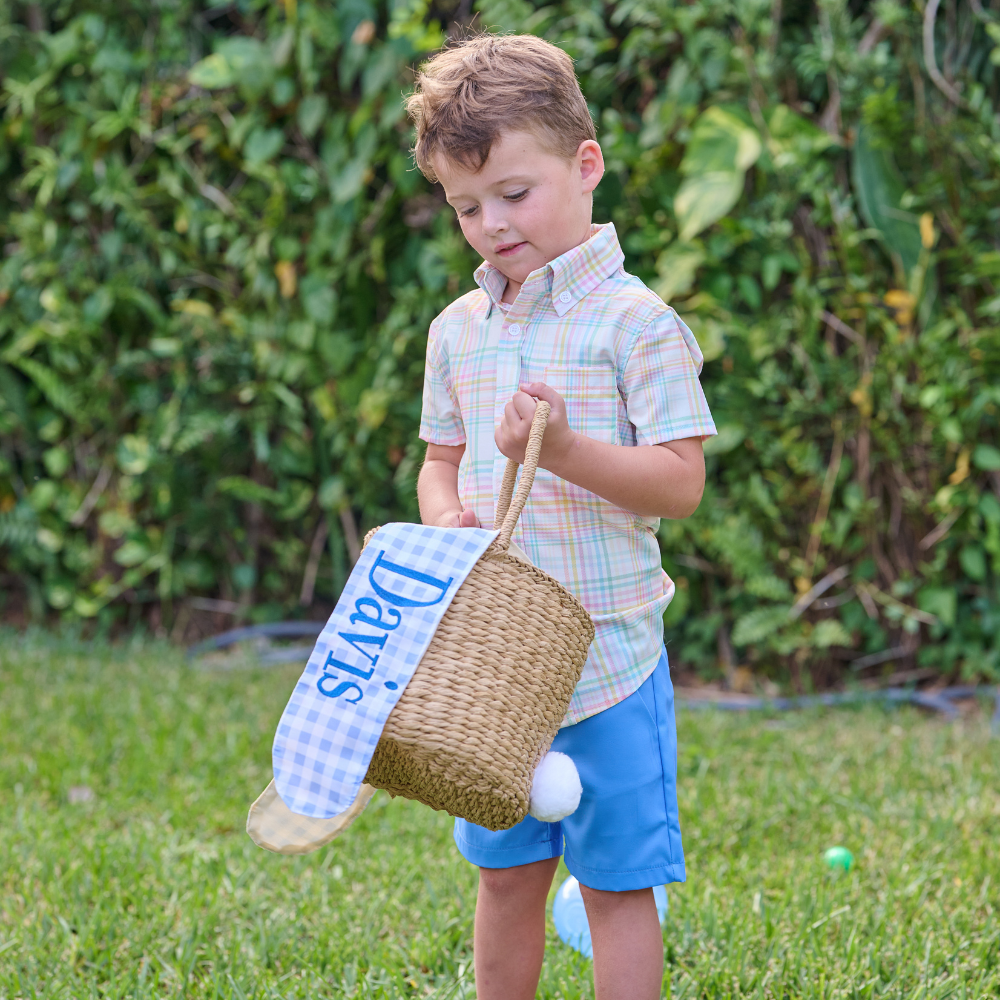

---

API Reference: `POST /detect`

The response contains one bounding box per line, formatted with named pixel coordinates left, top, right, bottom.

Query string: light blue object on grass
left=552, top=875, right=668, bottom=958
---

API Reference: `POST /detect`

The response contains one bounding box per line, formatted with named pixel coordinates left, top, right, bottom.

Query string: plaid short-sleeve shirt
left=419, top=223, right=717, bottom=725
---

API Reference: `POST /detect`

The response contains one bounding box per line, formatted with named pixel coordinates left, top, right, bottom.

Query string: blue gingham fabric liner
left=272, top=522, right=499, bottom=818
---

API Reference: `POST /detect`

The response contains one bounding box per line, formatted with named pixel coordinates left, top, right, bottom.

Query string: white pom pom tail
left=528, top=751, right=582, bottom=822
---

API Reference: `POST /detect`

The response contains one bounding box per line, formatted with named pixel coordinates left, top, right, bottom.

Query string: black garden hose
left=187, top=621, right=1000, bottom=731
left=186, top=620, right=325, bottom=665
left=677, top=684, right=1000, bottom=731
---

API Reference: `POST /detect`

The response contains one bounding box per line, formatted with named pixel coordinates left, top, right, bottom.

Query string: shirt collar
left=473, top=222, right=624, bottom=317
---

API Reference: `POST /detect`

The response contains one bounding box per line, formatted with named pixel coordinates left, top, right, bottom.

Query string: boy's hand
left=493, top=382, right=706, bottom=518
left=434, top=508, right=482, bottom=529
left=495, top=382, right=575, bottom=468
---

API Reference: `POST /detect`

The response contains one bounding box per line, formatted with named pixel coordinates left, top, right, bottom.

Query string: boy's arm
left=495, top=382, right=705, bottom=520
left=417, top=444, right=482, bottom=527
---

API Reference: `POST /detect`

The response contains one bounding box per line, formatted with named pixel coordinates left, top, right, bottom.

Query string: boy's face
left=433, top=131, right=604, bottom=292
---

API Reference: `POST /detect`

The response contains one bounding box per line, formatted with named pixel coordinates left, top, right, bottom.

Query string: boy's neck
left=500, top=277, right=522, bottom=304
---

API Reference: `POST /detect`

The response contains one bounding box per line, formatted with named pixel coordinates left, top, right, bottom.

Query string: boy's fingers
left=511, top=390, right=538, bottom=422
left=519, top=381, right=561, bottom=406
left=502, top=400, right=522, bottom=431
left=458, top=508, right=480, bottom=528
left=503, top=399, right=533, bottom=438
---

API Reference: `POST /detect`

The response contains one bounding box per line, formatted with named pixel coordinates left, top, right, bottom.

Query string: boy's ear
left=577, top=139, right=605, bottom=194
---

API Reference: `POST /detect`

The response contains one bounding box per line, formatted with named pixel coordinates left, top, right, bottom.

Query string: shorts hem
left=453, top=827, right=562, bottom=869
left=564, top=858, right=686, bottom=892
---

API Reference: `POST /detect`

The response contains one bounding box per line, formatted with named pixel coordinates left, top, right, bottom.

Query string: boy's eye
left=504, top=190, right=528, bottom=202
left=458, top=206, right=478, bottom=218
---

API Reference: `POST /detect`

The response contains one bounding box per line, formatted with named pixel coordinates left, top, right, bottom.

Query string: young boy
left=409, top=33, right=716, bottom=1000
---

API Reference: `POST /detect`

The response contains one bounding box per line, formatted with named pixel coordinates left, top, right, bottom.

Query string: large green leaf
left=189, top=37, right=274, bottom=94
left=244, top=127, right=285, bottom=165
left=674, top=171, right=744, bottom=242
left=297, top=94, right=328, bottom=138
left=188, top=53, right=234, bottom=89
left=674, top=107, right=761, bottom=240
left=732, top=606, right=791, bottom=646
left=703, top=424, right=745, bottom=456
left=654, top=243, right=706, bottom=302
left=216, top=476, right=283, bottom=505
left=681, top=107, right=762, bottom=175
left=13, top=358, right=80, bottom=417
left=851, top=123, right=922, bottom=276
left=216, top=36, right=272, bottom=94
left=973, top=444, right=1000, bottom=471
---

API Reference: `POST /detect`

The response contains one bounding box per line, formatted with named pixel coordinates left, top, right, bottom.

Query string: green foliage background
left=1, top=0, right=999, bottom=683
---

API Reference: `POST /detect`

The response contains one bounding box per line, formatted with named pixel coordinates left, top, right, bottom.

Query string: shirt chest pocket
left=542, top=363, right=619, bottom=445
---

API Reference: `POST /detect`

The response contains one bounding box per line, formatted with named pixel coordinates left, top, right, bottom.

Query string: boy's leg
left=553, top=649, right=684, bottom=997
left=580, top=884, right=663, bottom=1000
left=474, top=856, right=560, bottom=1000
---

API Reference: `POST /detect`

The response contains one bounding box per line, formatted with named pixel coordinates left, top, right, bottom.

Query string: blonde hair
left=407, top=33, right=596, bottom=182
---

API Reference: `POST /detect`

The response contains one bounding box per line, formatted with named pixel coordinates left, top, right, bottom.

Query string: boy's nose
left=480, top=206, right=509, bottom=237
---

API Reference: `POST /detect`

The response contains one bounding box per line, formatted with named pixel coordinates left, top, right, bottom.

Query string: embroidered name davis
left=272, top=524, right=497, bottom=817
left=316, top=549, right=454, bottom=705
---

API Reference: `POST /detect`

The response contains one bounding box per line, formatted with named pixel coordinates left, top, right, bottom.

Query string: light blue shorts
left=453, top=647, right=685, bottom=891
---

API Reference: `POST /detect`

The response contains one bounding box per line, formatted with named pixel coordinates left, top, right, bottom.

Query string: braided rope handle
left=494, top=400, right=550, bottom=552
left=357, top=402, right=550, bottom=556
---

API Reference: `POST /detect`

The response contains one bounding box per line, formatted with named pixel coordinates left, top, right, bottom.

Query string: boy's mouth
left=495, top=241, right=527, bottom=257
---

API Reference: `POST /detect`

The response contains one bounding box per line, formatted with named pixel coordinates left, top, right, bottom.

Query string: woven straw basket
left=360, top=402, right=594, bottom=831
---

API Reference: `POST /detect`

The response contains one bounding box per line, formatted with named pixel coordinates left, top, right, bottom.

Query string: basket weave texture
left=362, top=403, right=595, bottom=831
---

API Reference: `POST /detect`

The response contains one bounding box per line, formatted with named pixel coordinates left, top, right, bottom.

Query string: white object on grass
left=528, top=751, right=582, bottom=822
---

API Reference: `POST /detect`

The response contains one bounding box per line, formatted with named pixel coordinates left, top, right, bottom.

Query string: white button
left=559, top=291, right=572, bottom=304
left=508, top=323, right=521, bottom=337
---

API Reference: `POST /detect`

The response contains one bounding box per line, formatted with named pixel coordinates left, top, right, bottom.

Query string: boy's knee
left=579, top=883, right=653, bottom=916
left=478, top=858, right=557, bottom=899
left=478, top=866, right=522, bottom=897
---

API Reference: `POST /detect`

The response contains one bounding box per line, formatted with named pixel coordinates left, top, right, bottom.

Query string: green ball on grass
left=823, top=846, right=854, bottom=872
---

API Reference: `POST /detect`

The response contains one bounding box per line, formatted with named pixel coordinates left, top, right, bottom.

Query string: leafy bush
left=0, top=0, right=467, bottom=629
left=1, top=0, right=998, bottom=684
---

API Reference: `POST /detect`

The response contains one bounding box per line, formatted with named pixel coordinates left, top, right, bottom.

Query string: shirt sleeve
left=418, top=317, right=466, bottom=446
left=621, top=308, right=717, bottom=446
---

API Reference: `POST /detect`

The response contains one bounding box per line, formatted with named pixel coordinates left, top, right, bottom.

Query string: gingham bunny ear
left=247, top=780, right=375, bottom=855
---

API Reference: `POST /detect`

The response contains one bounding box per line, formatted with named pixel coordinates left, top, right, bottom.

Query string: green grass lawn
left=1, top=630, right=998, bottom=999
